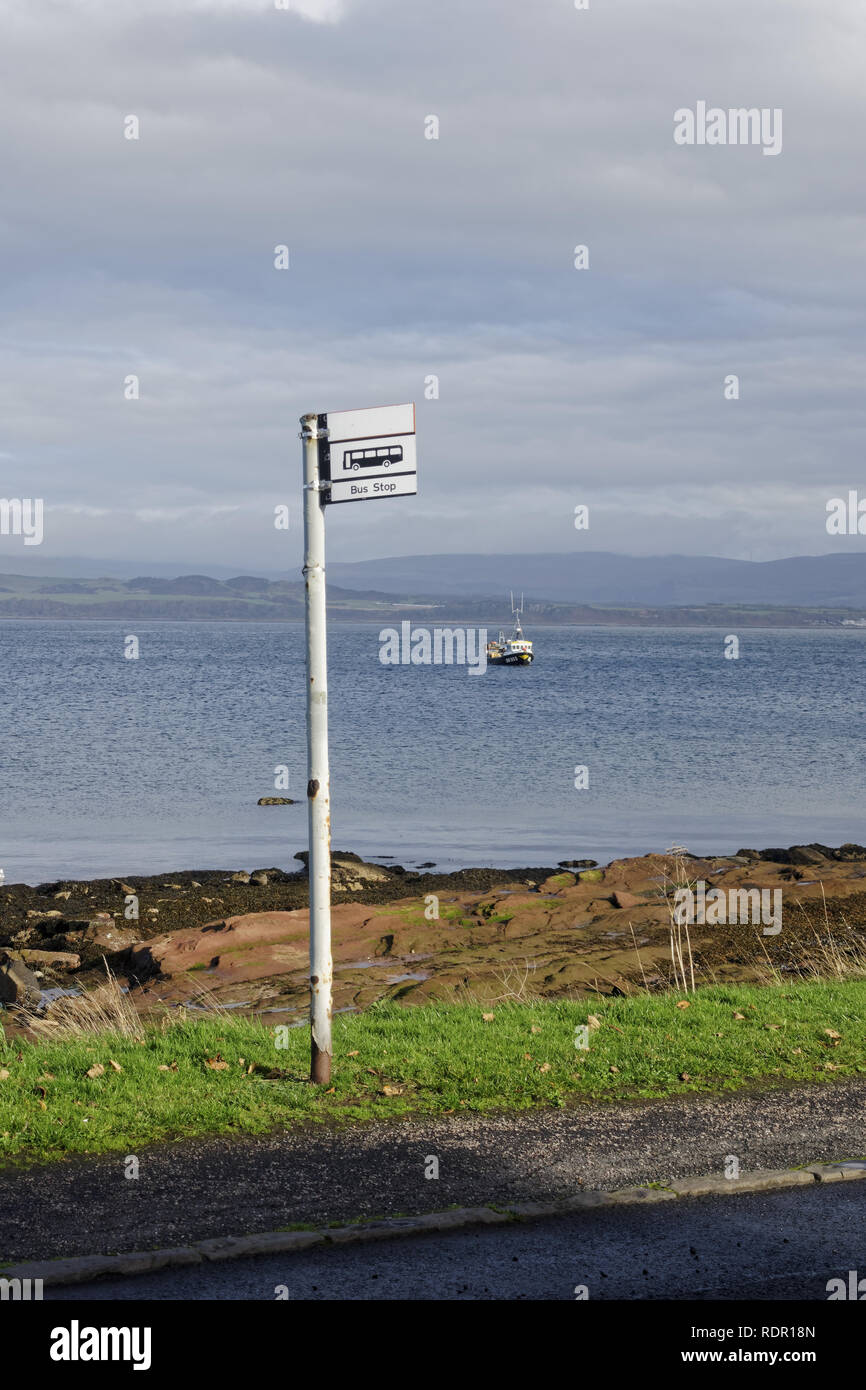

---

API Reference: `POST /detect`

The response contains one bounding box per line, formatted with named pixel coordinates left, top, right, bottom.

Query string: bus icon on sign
left=343, top=444, right=403, bottom=472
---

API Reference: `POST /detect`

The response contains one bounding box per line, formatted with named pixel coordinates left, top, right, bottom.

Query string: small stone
left=83, top=921, right=139, bottom=955
left=10, top=928, right=38, bottom=947
left=788, top=846, right=831, bottom=866
left=19, top=949, right=80, bottom=971
left=611, top=890, right=643, bottom=910
left=0, top=954, right=41, bottom=1008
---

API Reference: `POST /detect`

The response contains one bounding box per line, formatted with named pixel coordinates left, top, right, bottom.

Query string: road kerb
left=806, top=1161, right=866, bottom=1183
left=668, top=1169, right=814, bottom=1197
left=4, top=1161, right=864, bottom=1289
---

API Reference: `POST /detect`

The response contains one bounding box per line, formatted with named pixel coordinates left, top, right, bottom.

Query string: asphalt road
left=47, top=1183, right=866, bottom=1300
left=3, top=1080, right=864, bottom=1265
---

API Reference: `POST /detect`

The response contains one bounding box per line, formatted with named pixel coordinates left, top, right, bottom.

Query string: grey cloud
left=0, top=0, right=864, bottom=566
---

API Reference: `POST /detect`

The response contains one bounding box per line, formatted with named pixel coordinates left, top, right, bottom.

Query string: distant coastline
left=0, top=571, right=863, bottom=627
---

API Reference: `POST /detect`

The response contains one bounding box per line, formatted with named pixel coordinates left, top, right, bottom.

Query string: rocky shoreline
left=2, top=842, right=865, bottom=1028
left=0, top=852, right=556, bottom=956
left=0, top=853, right=556, bottom=1012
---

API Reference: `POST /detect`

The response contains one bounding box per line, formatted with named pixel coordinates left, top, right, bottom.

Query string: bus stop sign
left=319, top=402, right=417, bottom=504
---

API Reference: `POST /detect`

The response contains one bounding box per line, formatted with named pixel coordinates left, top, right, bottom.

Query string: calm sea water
left=1, top=621, right=864, bottom=885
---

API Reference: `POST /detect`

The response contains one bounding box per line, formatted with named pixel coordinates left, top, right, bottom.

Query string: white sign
left=321, top=402, right=416, bottom=502
left=328, top=474, right=417, bottom=504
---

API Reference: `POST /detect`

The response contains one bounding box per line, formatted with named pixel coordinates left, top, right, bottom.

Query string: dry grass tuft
left=20, top=962, right=145, bottom=1041
left=660, top=847, right=697, bottom=994
left=16, top=962, right=246, bottom=1044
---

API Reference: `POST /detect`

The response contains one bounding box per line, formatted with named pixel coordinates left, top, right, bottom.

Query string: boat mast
left=511, top=590, right=524, bottom=639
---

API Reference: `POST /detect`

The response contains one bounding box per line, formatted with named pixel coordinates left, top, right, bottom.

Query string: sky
left=1, top=0, right=865, bottom=572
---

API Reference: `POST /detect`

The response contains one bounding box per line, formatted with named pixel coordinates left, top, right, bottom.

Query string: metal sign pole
left=300, top=411, right=332, bottom=1085
left=298, top=401, right=414, bottom=1084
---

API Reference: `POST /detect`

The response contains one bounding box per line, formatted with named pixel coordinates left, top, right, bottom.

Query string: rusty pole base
left=311, top=1040, right=332, bottom=1086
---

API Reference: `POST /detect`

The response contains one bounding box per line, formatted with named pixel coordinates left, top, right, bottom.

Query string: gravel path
left=2, top=1079, right=863, bottom=1265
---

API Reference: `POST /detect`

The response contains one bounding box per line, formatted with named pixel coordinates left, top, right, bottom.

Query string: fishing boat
left=486, top=594, right=534, bottom=665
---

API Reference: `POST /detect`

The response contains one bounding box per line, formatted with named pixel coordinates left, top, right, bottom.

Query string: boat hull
left=488, top=651, right=534, bottom=665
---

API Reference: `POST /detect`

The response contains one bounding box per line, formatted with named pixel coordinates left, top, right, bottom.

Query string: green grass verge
left=1, top=980, right=864, bottom=1166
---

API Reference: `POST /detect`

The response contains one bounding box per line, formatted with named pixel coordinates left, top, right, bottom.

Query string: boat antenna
left=511, top=590, right=523, bottom=636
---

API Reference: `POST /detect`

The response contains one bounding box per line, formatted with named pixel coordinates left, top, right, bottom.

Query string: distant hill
left=328, top=552, right=866, bottom=608
left=0, top=572, right=306, bottom=620
left=0, top=554, right=865, bottom=625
